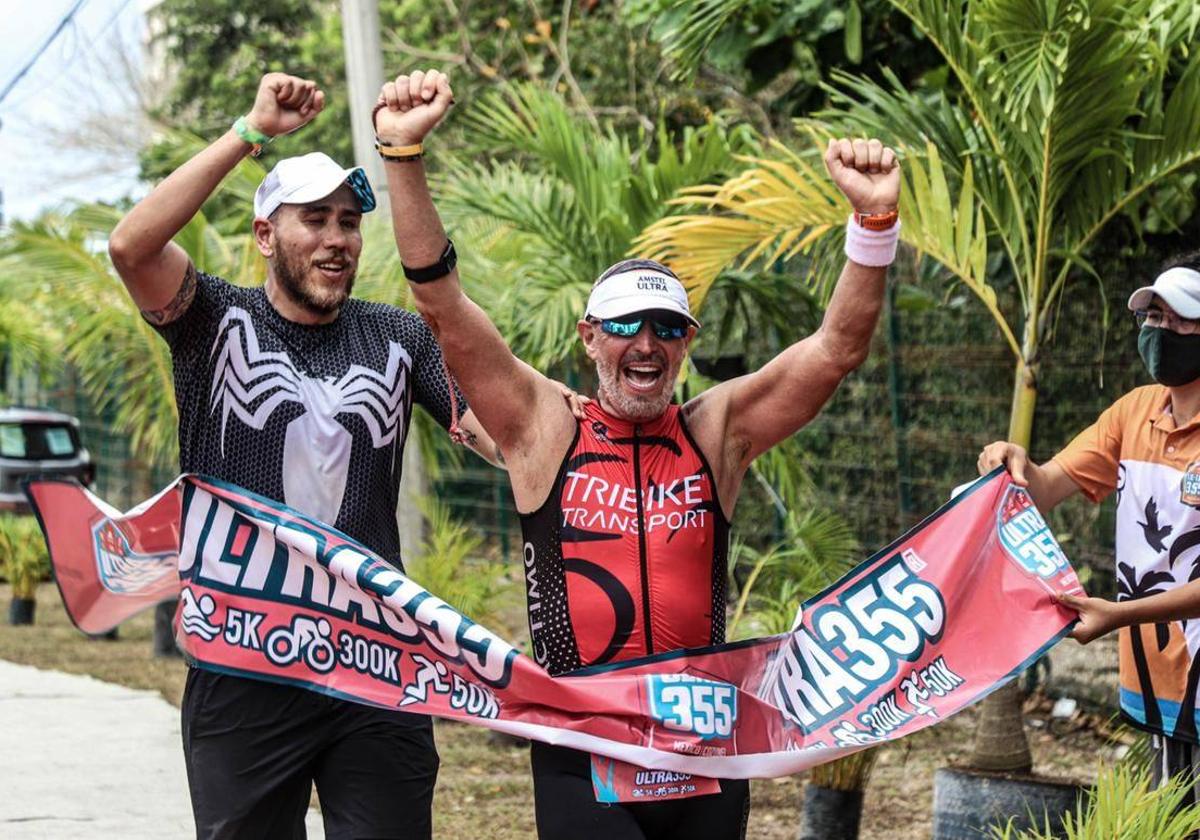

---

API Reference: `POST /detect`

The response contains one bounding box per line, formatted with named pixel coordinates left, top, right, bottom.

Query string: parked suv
left=0, top=407, right=95, bottom=511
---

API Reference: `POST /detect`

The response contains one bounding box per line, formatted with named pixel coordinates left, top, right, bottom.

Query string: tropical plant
left=990, top=762, right=1200, bottom=840
left=432, top=82, right=758, bottom=371
left=727, top=508, right=858, bottom=639
left=2, top=200, right=257, bottom=469
left=726, top=506, right=878, bottom=813
left=403, top=498, right=513, bottom=631
left=0, top=513, right=50, bottom=601
left=637, top=0, right=1200, bottom=773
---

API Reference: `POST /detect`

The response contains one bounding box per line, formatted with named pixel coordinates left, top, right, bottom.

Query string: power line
left=0, top=0, right=90, bottom=107
left=3, top=0, right=137, bottom=114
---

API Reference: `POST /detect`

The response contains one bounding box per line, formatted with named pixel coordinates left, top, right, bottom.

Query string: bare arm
left=108, top=74, right=324, bottom=323
left=686, top=138, right=899, bottom=501
left=977, top=441, right=1082, bottom=512
left=375, top=70, right=574, bottom=507
left=1058, top=583, right=1200, bottom=645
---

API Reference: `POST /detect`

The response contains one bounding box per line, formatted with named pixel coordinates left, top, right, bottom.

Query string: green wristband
left=233, top=116, right=273, bottom=147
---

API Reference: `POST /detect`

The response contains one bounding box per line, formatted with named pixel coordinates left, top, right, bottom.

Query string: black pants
left=182, top=667, right=438, bottom=840
left=530, top=742, right=750, bottom=840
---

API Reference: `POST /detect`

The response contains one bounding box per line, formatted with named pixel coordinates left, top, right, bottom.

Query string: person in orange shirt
left=979, top=251, right=1200, bottom=793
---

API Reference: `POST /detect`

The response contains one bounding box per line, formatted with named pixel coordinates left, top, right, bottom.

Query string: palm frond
left=652, top=0, right=756, bottom=81
left=635, top=140, right=847, bottom=309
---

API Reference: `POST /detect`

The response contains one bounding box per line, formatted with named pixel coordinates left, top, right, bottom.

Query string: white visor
left=1128, top=267, right=1200, bottom=320
left=585, top=268, right=700, bottom=327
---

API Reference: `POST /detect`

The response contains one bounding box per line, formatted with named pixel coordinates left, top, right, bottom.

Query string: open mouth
left=314, top=259, right=350, bottom=281
left=622, top=362, right=665, bottom=393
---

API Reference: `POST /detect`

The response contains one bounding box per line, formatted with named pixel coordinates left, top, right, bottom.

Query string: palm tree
left=637, top=0, right=1200, bottom=773
left=2, top=134, right=269, bottom=468
left=1114, top=561, right=1176, bottom=734
left=1167, top=529, right=1200, bottom=742
left=429, top=82, right=758, bottom=372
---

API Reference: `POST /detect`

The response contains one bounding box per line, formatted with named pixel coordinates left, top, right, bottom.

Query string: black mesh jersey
left=154, top=271, right=464, bottom=568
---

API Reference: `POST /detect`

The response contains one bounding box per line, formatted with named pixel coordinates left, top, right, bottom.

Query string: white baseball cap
left=253, top=152, right=377, bottom=220
left=585, top=266, right=700, bottom=327
left=1128, top=267, right=1200, bottom=319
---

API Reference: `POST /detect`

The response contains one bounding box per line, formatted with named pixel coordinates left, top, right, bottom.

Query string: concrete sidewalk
left=0, top=660, right=324, bottom=839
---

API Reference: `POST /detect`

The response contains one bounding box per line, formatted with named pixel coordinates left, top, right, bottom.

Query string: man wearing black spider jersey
left=107, top=72, right=503, bottom=840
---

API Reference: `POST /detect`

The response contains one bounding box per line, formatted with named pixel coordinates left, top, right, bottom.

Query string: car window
left=43, top=426, right=75, bottom=456
left=0, top=424, right=24, bottom=457
left=0, top=422, right=80, bottom=459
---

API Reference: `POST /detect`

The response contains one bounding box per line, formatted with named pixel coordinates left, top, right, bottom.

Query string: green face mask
left=1138, top=326, right=1200, bottom=387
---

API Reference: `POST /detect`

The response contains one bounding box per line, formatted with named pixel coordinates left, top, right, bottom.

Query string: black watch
left=403, top=240, right=457, bottom=284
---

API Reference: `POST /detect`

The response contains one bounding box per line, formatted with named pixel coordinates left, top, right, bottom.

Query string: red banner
left=26, top=470, right=1081, bottom=779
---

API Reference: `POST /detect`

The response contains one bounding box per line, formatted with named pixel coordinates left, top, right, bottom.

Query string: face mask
left=1138, top=326, right=1200, bottom=387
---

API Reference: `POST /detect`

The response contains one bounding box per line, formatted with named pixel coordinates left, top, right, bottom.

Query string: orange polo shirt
left=1053, top=385, right=1200, bottom=742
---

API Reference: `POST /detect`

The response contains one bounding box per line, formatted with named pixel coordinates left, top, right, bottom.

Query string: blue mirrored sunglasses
left=345, top=169, right=377, bottom=213
left=597, top=317, right=689, bottom=340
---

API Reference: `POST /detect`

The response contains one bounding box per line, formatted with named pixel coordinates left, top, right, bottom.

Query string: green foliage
left=403, top=499, right=509, bottom=627
left=0, top=258, right=61, bottom=387
left=728, top=508, right=858, bottom=639
left=0, top=198, right=243, bottom=469
left=625, top=0, right=942, bottom=119
left=434, top=82, right=757, bottom=369
left=0, top=515, right=50, bottom=600
left=990, top=763, right=1200, bottom=840
left=146, top=0, right=351, bottom=168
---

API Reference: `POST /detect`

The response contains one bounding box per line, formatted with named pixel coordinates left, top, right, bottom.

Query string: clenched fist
left=245, top=73, right=325, bottom=138
left=824, top=138, right=901, bottom=214
left=374, top=69, right=454, bottom=147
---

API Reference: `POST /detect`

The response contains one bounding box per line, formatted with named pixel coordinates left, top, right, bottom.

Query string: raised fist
left=374, top=69, right=454, bottom=146
left=245, top=73, right=325, bottom=138
left=824, top=138, right=901, bottom=214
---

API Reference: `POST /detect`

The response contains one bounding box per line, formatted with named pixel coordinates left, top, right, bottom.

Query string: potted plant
left=0, top=513, right=50, bottom=625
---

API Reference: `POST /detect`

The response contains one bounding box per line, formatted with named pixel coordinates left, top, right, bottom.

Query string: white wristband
left=844, top=215, right=900, bottom=267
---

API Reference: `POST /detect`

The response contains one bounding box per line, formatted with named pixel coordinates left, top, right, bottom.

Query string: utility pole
left=340, top=0, right=427, bottom=565
left=341, top=0, right=388, bottom=207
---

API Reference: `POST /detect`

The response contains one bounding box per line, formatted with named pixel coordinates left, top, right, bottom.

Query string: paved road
left=0, top=660, right=324, bottom=839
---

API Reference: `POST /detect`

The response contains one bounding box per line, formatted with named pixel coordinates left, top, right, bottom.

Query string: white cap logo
left=585, top=268, right=700, bottom=327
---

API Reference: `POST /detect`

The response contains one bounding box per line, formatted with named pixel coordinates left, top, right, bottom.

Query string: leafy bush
left=0, top=514, right=51, bottom=600
left=403, top=500, right=512, bottom=629
left=991, top=763, right=1200, bottom=840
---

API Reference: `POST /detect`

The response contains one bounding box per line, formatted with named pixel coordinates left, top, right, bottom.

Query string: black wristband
left=402, top=239, right=457, bottom=284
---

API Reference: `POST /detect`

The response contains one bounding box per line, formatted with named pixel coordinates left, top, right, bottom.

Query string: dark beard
left=272, top=248, right=356, bottom=315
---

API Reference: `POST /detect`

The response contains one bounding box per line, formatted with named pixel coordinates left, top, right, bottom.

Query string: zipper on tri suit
left=631, top=424, right=654, bottom=654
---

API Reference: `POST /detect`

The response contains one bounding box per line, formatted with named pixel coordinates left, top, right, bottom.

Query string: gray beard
left=594, top=354, right=675, bottom=421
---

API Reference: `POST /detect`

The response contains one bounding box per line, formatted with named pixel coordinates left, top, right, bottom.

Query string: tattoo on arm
left=141, top=262, right=198, bottom=326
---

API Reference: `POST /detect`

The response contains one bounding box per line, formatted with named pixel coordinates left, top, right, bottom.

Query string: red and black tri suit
left=520, top=400, right=749, bottom=839
left=519, top=400, right=730, bottom=676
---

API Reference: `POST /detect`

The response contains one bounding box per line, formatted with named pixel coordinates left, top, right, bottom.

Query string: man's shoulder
left=1107, top=384, right=1169, bottom=423
left=343, top=298, right=432, bottom=344
left=192, top=271, right=261, bottom=309
left=345, top=297, right=422, bottom=325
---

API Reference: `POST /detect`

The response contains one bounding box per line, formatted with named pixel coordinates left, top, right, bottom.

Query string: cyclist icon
left=265, top=615, right=336, bottom=673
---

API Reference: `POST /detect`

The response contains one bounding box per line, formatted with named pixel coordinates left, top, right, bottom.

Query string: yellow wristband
left=376, top=141, right=423, bottom=160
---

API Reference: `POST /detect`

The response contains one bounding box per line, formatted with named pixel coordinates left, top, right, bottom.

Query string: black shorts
left=181, top=667, right=438, bottom=840
left=529, top=742, right=749, bottom=840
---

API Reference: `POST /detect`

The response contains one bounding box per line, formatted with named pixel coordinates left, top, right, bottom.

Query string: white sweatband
left=844, top=215, right=900, bottom=267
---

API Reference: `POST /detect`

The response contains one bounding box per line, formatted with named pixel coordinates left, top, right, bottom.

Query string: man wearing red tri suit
left=373, top=67, right=901, bottom=839
left=521, top=398, right=730, bottom=675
